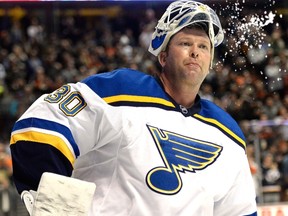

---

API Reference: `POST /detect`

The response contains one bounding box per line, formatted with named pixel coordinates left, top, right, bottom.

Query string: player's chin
left=183, top=68, right=201, bottom=78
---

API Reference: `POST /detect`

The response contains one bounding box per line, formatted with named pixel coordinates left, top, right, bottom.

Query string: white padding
left=21, top=190, right=36, bottom=215
left=32, top=172, right=96, bottom=216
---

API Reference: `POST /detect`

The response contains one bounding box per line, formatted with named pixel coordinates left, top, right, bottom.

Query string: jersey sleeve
left=213, top=148, right=258, bottom=216
left=10, top=82, right=122, bottom=193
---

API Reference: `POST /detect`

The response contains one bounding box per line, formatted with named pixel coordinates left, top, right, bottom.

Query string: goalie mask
left=148, top=0, right=224, bottom=65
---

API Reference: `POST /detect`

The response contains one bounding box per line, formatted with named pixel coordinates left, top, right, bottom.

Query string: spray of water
left=214, top=0, right=280, bottom=63
left=212, top=0, right=285, bottom=92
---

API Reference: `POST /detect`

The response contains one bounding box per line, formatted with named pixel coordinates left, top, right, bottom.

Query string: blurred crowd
left=0, top=2, right=287, bottom=213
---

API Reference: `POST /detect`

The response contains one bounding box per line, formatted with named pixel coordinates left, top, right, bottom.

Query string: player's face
left=159, top=27, right=211, bottom=89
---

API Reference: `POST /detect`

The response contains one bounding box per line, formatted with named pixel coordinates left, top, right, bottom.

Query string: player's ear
left=158, top=51, right=167, bottom=67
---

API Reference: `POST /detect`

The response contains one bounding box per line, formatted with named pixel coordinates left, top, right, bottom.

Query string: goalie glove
left=21, top=172, right=96, bottom=216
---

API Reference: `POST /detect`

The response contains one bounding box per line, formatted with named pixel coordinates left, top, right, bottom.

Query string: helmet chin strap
left=208, top=17, right=215, bottom=69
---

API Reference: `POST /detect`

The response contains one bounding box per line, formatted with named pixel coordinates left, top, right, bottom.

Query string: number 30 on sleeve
left=44, top=85, right=87, bottom=117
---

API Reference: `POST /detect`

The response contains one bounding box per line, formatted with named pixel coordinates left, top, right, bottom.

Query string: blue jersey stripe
left=12, top=117, right=80, bottom=157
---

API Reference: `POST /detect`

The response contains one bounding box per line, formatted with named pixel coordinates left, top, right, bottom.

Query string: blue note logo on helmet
left=148, top=0, right=224, bottom=59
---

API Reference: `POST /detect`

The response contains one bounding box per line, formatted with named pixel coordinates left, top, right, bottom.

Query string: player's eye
left=199, top=44, right=209, bottom=50
left=180, top=42, right=191, bottom=46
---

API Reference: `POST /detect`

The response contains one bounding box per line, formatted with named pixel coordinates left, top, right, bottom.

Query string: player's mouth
left=185, top=62, right=200, bottom=70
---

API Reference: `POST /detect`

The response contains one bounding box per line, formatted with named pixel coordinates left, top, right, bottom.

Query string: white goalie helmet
left=148, top=0, right=224, bottom=61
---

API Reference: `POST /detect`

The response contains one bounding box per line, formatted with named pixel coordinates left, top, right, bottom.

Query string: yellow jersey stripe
left=10, top=131, right=75, bottom=166
left=103, top=95, right=175, bottom=108
left=193, top=114, right=246, bottom=149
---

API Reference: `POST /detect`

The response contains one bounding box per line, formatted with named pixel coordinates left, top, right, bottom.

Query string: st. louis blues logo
left=146, top=125, right=222, bottom=195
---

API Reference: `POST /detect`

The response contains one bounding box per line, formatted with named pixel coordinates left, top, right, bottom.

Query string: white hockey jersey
left=10, top=68, right=257, bottom=216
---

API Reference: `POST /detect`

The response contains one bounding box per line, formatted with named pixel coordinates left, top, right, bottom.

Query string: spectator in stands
left=261, top=153, right=281, bottom=187
left=27, top=17, right=44, bottom=45
left=278, top=139, right=288, bottom=201
left=0, top=143, right=13, bottom=216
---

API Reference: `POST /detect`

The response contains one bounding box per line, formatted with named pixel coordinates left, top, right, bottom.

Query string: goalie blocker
left=21, top=172, right=96, bottom=216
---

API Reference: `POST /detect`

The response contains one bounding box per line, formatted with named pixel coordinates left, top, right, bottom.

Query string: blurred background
left=0, top=0, right=287, bottom=215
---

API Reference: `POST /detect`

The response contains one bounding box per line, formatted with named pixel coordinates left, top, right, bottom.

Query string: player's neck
left=159, top=74, right=198, bottom=108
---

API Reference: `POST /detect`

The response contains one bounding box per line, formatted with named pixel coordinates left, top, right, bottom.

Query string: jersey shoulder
left=196, top=99, right=246, bottom=150
left=81, top=68, right=175, bottom=109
